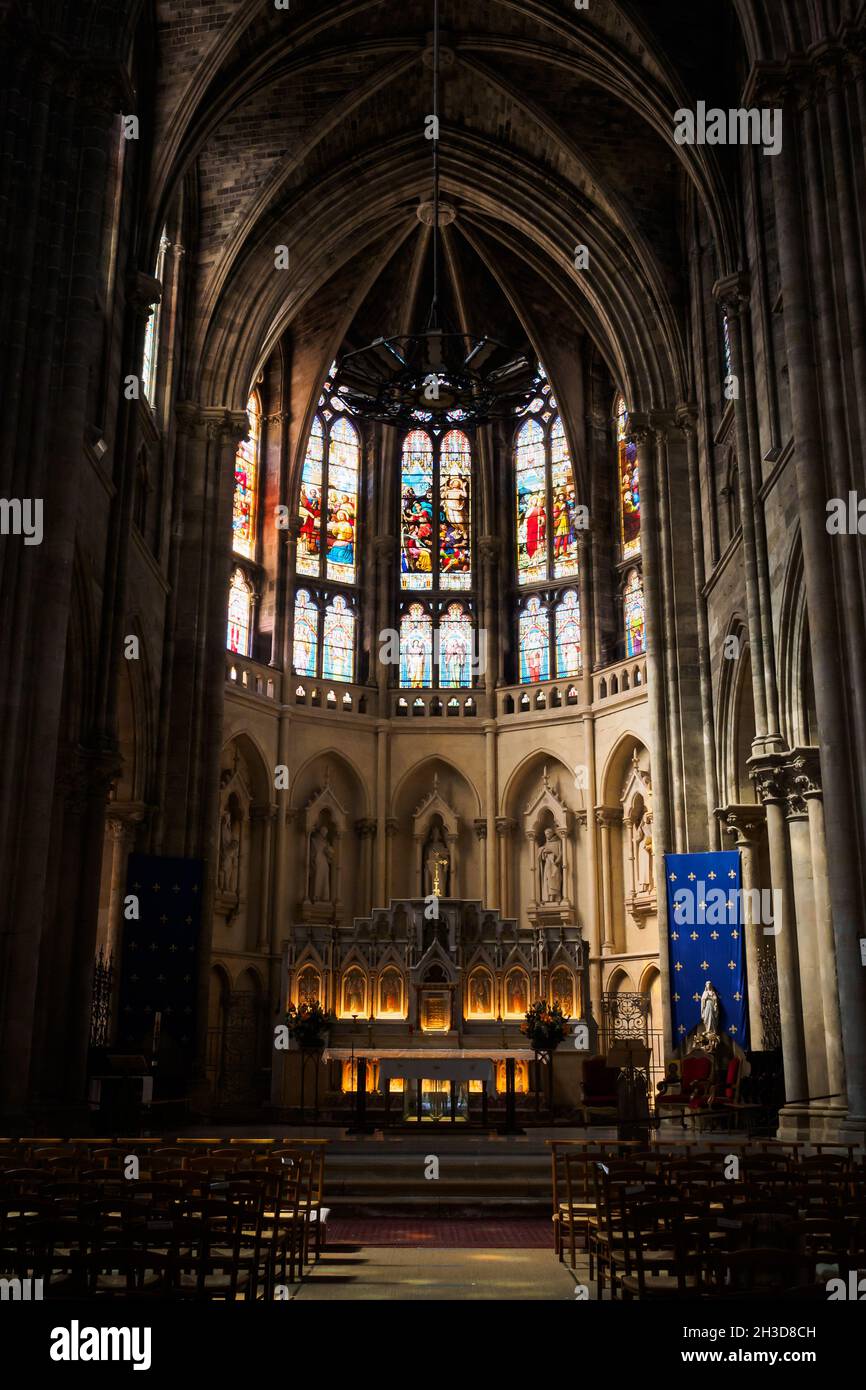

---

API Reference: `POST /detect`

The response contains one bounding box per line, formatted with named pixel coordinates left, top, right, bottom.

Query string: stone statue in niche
left=309, top=822, right=334, bottom=903
left=218, top=806, right=240, bottom=894
left=469, top=974, right=492, bottom=1014
left=506, top=973, right=529, bottom=1015
left=424, top=825, right=451, bottom=897
left=538, top=828, right=563, bottom=903
left=635, top=807, right=654, bottom=893
left=381, top=973, right=401, bottom=1013
left=344, top=971, right=365, bottom=1015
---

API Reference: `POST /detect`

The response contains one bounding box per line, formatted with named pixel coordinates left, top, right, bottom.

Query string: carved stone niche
left=217, top=756, right=250, bottom=919
left=621, top=748, right=656, bottom=926
left=413, top=774, right=460, bottom=898
left=525, top=766, right=573, bottom=926
left=301, top=768, right=347, bottom=925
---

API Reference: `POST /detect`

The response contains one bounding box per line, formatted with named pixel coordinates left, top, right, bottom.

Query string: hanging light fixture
left=330, top=0, right=539, bottom=429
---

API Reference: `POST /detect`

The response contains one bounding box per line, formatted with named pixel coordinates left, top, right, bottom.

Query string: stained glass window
left=323, top=594, right=354, bottom=683
left=519, top=596, right=550, bottom=684
left=439, top=429, right=472, bottom=590
left=616, top=396, right=640, bottom=557
left=438, top=603, right=473, bottom=688
left=141, top=230, right=168, bottom=406
left=326, top=418, right=359, bottom=583
left=232, top=392, right=260, bottom=560
left=515, top=419, right=547, bottom=584
left=227, top=567, right=252, bottom=655
left=399, top=603, right=433, bottom=688
left=400, top=430, right=434, bottom=589
left=297, top=416, right=324, bottom=578
left=555, top=589, right=581, bottom=678
left=551, top=417, right=579, bottom=580
left=624, top=568, right=645, bottom=657
left=293, top=588, right=318, bottom=676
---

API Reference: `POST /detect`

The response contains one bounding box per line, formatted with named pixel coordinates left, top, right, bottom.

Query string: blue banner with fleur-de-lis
left=118, top=854, right=204, bottom=1065
left=664, top=851, right=748, bottom=1050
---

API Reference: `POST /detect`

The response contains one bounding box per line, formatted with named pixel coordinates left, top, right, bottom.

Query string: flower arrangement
left=285, top=1000, right=334, bottom=1049
left=520, top=999, right=570, bottom=1054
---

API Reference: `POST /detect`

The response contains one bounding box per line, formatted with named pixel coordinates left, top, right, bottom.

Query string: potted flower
left=521, top=999, right=571, bottom=1117
left=520, top=999, right=570, bottom=1055
left=285, top=1000, right=334, bottom=1051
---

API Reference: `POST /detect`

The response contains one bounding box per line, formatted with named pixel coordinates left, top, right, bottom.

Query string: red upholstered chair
left=580, top=1057, right=620, bottom=1124
left=656, top=1056, right=713, bottom=1128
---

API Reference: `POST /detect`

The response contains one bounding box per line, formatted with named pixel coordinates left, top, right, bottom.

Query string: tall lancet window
left=398, top=427, right=475, bottom=688
left=616, top=395, right=641, bottom=557
left=232, top=392, right=260, bottom=560
left=624, top=568, right=645, bottom=657
left=291, top=397, right=360, bottom=684
left=226, top=390, right=261, bottom=655
left=141, top=228, right=168, bottom=406
left=227, top=568, right=252, bottom=655
left=514, top=376, right=582, bottom=682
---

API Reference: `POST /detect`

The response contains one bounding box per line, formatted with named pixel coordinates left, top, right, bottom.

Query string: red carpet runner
left=326, top=1219, right=553, bottom=1248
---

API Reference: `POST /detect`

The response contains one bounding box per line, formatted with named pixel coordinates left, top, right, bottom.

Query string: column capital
left=712, top=272, right=751, bottom=318
left=250, top=803, right=279, bottom=823
left=355, top=817, right=377, bottom=839
left=625, top=412, right=652, bottom=445
left=595, top=806, right=623, bottom=828
left=748, top=753, right=787, bottom=805
left=714, top=803, right=766, bottom=846
left=473, top=818, right=488, bottom=840
left=674, top=402, right=699, bottom=436
left=495, top=816, right=516, bottom=837
left=385, top=817, right=400, bottom=838
left=784, top=747, right=822, bottom=800
left=478, top=535, right=500, bottom=565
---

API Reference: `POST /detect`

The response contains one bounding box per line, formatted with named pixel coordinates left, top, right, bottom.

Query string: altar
left=323, top=1047, right=538, bottom=1125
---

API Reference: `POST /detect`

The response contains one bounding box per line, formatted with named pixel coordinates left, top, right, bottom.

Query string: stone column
left=763, top=73, right=866, bottom=1126
left=474, top=820, right=488, bottom=905
left=627, top=417, right=673, bottom=1053
left=677, top=405, right=720, bottom=848
left=374, top=721, right=389, bottom=902
left=355, top=819, right=376, bottom=914
left=374, top=537, right=396, bottom=709
left=577, top=531, right=593, bottom=705
left=750, top=757, right=808, bottom=1106
left=495, top=818, right=516, bottom=918
left=783, top=779, right=828, bottom=1101
left=595, top=808, right=620, bottom=954
left=787, top=748, right=846, bottom=1114
left=650, top=420, right=686, bottom=850
left=483, top=718, right=498, bottom=902
left=385, top=818, right=399, bottom=901
left=479, top=537, right=499, bottom=718
left=711, top=275, right=776, bottom=751
left=717, top=805, right=766, bottom=1050
left=251, top=805, right=277, bottom=953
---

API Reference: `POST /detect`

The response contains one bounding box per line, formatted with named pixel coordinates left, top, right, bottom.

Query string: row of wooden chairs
left=1, top=1143, right=330, bottom=1298
left=551, top=1149, right=865, bottom=1297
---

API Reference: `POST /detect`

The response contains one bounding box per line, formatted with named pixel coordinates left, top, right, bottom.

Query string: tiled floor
left=291, top=1245, right=580, bottom=1300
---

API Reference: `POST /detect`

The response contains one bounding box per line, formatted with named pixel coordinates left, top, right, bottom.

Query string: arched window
left=297, top=413, right=359, bottom=583
left=399, top=603, right=433, bottom=689
left=141, top=228, right=168, bottom=406
left=515, top=410, right=580, bottom=585
left=519, top=595, right=550, bottom=684
left=297, top=415, right=324, bottom=577
left=554, top=589, right=581, bottom=678
left=325, top=417, right=360, bottom=582
left=438, top=603, right=473, bottom=688
left=227, top=567, right=252, bottom=655
left=232, top=392, right=260, bottom=560
left=322, top=595, right=355, bottom=682
left=292, top=389, right=361, bottom=686
left=624, top=568, right=645, bottom=657
left=292, top=589, right=319, bottom=676
left=616, top=395, right=640, bottom=557
left=515, top=419, right=548, bottom=583
left=401, top=428, right=472, bottom=589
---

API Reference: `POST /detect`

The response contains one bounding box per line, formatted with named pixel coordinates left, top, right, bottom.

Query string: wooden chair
left=558, top=1151, right=600, bottom=1267
left=619, top=1202, right=707, bottom=1299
